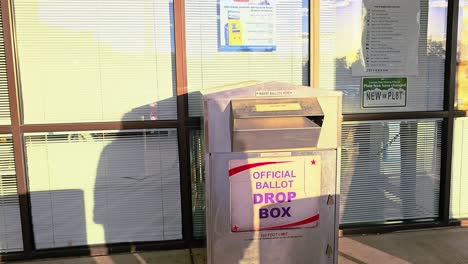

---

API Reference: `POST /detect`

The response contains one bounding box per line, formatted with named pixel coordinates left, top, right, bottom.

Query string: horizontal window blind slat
left=0, top=3, right=9, bottom=125
left=25, top=129, right=182, bottom=249
left=15, top=0, right=177, bottom=124
left=0, top=135, right=23, bottom=253
left=340, top=119, right=442, bottom=225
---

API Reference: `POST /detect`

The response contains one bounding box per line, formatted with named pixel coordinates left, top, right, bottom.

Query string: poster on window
left=352, top=0, right=420, bottom=76
left=219, top=0, right=276, bottom=52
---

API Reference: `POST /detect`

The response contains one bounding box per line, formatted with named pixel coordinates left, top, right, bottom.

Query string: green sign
left=362, top=77, right=407, bottom=108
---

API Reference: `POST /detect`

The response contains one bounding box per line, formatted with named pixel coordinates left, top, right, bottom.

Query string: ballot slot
left=231, top=98, right=324, bottom=152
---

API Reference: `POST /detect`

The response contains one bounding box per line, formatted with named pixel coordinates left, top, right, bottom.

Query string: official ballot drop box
left=202, top=82, right=342, bottom=264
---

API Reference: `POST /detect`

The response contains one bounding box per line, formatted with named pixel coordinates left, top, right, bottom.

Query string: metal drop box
left=202, top=82, right=342, bottom=264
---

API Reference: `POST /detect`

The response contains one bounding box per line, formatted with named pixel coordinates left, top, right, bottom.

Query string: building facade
left=0, top=0, right=466, bottom=261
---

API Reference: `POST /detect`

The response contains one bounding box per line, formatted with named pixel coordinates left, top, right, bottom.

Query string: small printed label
left=255, top=103, right=302, bottom=112
left=255, top=90, right=297, bottom=97
left=362, top=77, right=407, bottom=108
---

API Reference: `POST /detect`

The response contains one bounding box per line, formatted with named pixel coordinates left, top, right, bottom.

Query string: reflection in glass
left=340, top=119, right=442, bottom=224
left=457, top=2, right=468, bottom=109
left=326, top=0, right=447, bottom=113
left=24, top=129, right=181, bottom=248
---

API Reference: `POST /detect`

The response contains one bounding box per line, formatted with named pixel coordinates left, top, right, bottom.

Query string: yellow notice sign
left=255, top=103, right=302, bottom=112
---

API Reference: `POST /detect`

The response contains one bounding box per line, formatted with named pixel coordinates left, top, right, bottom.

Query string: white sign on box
left=229, top=156, right=321, bottom=232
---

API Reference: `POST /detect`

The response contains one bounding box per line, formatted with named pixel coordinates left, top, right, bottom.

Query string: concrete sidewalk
left=7, top=227, right=468, bottom=264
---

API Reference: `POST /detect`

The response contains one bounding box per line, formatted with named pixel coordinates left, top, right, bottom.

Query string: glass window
left=192, top=118, right=443, bottom=231
left=0, top=135, right=23, bottom=252
left=322, top=0, right=447, bottom=113
left=24, top=129, right=181, bottom=248
left=0, top=3, right=10, bottom=125
left=450, top=117, right=468, bottom=219
left=14, top=0, right=176, bottom=124
left=457, top=1, right=468, bottom=110
left=185, top=0, right=310, bottom=116
left=341, top=119, right=442, bottom=224
left=190, top=129, right=205, bottom=238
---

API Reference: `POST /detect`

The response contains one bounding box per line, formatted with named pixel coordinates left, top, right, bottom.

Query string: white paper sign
left=352, top=0, right=420, bottom=76
left=229, top=156, right=321, bottom=232
left=219, top=0, right=276, bottom=52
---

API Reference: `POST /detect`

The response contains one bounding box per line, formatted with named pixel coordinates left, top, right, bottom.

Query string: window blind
left=190, top=130, right=205, bottom=238
left=185, top=0, right=309, bottom=117
left=25, top=129, right=181, bottom=249
left=0, top=135, right=23, bottom=252
left=340, top=119, right=442, bottom=224
left=14, top=0, right=176, bottom=124
left=0, top=2, right=10, bottom=125
left=450, top=117, right=468, bottom=219
left=321, top=0, right=447, bottom=113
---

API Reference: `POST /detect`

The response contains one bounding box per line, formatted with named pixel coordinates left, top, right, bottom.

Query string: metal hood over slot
left=231, top=98, right=324, bottom=152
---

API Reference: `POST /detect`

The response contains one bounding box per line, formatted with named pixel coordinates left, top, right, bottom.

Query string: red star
left=311, top=160, right=317, bottom=165
left=232, top=225, right=239, bottom=231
